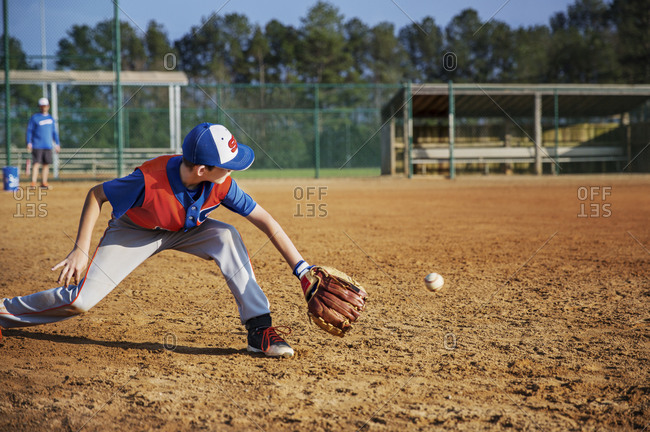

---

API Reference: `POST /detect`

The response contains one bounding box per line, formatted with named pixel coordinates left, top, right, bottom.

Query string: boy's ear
left=195, top=165, right=207, bottom=176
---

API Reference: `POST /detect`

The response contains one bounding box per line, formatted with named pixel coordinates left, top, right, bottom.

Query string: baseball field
left=1, top=174, right=648, bottom=431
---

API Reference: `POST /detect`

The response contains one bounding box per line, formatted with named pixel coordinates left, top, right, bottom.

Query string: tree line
left=3, top=0, right=649, bottom=85
left=0, top=0, right=647, bottom=161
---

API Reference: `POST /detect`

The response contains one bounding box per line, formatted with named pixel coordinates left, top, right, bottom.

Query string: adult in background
left=26, top=97, right=60, bottom=189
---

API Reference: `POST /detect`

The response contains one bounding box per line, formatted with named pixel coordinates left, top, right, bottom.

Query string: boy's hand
left=52, top=248, right=89, bottom=287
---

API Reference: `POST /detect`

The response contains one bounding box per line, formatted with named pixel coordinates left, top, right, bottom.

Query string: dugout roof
left=0, top=70, right=188, bottom=86
left=384, top=83, right=650, bottom=119
left=1, top=70, right=187, bottom=153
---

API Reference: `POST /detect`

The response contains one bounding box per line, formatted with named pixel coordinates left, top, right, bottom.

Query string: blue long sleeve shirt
left=26, top=113, right=60, bottom=149
left=103, top=156, right=257, bottom=222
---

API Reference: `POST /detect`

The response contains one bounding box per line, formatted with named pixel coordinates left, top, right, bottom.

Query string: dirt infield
left=1, top=174, right=648, bottom=431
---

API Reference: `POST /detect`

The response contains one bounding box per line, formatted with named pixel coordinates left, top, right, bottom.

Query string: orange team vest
left=126, top=155, right=231, bottom=231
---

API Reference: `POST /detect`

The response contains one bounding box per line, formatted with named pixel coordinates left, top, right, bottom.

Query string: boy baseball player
left=1, top=123, right=315, bottom=358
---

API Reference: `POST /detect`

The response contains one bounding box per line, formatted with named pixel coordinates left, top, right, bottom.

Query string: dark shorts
left=32, top=148, right=53, bottom=165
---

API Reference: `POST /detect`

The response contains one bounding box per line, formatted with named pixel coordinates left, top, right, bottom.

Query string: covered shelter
left=1, top=69, right=188, bottom=177
left=1, top=69, right=188, bottom=149
left=381, top=83, right=650, bottom=177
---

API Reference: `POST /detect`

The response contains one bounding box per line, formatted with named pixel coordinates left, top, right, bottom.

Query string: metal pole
left=402, top=86, right=408, bottom=176
left=389, top=118, right=395, bottom=175
left=4, top=0, right=10, bottom=166
left=314, top=84, right=320, bottom=179
left=534, top=92, right=542, bottom=175
left=168, top=84, right=175, bottom=150
left=51, top=83, right=59, bottom=178
left=554, top=89, right=559, bottom=176
left=175, top=85, right=181, bottom=153
left=448, top=80, right=455, bottom=180
left=407, top=81, right=413, bottom=179
left=40, top=0, right=46, bottom=97
left=114, top=0, right=123, bottom=177
left=216, top=84, right=223, bottom=125
left=124, top=104, right=129, bottom=149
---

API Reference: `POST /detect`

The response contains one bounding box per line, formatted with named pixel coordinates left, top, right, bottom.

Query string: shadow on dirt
left=3, top=329, right=245, bottom=356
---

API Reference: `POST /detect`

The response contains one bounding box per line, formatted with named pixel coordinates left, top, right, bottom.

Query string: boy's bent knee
left=68, top=301, right=91, bottom=315
left=67, top=294, right=94, bottom=314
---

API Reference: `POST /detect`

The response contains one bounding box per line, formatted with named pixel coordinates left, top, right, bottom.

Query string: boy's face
left=204, top=167, right=232, bottom=184
left=39, top=104, right=49, bottom=114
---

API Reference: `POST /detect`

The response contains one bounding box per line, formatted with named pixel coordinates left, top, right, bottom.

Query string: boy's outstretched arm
left=52, top=184, right=108, bottom=287
left=245, top=204, right=303, bottom=270
left=247, top=203, right=368, bottom=338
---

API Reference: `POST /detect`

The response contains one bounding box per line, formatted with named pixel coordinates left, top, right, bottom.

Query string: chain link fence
left=0, top=1, right=403, bottom=179
left=3, top=1, right=649, bottom=180
left=1, top=81, right=401, bottom=178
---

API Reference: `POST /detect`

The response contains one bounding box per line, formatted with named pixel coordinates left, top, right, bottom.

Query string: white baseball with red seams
left=424, top=273, right=444, bottom=292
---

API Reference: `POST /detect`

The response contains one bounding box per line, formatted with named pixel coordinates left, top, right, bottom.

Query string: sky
left=8, top=0, right=577, bottom=60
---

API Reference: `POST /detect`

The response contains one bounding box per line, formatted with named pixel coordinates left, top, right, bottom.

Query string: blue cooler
left=3, top=166, right=19, bottom=191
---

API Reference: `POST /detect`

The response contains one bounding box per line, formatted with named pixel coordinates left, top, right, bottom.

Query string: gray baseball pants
left=0, top=216, right=271, bottom=328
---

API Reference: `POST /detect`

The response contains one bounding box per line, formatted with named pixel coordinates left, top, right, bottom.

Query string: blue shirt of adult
left=26, top=113, right=60, bottom=149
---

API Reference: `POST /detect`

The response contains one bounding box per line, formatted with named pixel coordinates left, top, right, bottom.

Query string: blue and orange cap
left=182, top=123, right=255, bottom=171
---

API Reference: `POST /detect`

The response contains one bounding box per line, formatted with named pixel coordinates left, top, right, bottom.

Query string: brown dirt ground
left=0, top=174, right=649, bottom=431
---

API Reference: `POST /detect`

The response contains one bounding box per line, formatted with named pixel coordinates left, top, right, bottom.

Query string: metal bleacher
left=1, top=147, right=174, bottom=178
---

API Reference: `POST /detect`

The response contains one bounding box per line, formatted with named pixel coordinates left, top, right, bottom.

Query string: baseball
left=424, top=273, right=444, bottom=292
